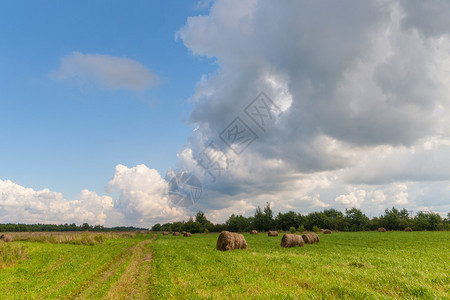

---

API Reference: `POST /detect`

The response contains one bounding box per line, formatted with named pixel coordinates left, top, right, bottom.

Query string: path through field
left=71, top=237, right=155, bottom=299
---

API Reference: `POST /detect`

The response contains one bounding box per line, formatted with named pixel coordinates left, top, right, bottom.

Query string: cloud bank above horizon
left=1, top=0, right=449, bottom=227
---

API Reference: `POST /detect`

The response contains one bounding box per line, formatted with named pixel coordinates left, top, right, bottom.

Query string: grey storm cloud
left=178, top=0, right=449, bottom=169
left=173, top=0, right=450, bottom=220
left=399, top=0, right=450, bottom=37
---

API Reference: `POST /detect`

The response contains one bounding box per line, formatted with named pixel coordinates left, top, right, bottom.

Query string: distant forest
left=1, top=205, right=448, bottom=233
left=151, top=205, right=450, bottom=233
left=0, top=222, right=147, bottom=232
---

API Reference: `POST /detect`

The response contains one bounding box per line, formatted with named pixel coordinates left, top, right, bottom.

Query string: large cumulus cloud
left=106, top=164, right=187, bottom=225
left=172, top=0, right=450, bottom=220
left=0, top=164, right=188, bottom=227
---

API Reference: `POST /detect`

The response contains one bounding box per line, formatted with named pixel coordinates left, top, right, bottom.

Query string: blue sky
left=1, top=0, right=214, bottom=199
left=1, top=1, right=449, bottom=227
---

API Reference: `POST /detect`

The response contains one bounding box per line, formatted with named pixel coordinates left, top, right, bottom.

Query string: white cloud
left=0, top=164, right=186, bottom=227
left=335, top=189, right=366, bottom=208
left=343, top=138, right=450, bottom=184
left=0, top=179, right=112, bottom=225
left=392, top=184, right=409, bottom=205
left=51, top=52, right=158, bottom=91
left=195, top=0, right=214, bottom=10
left=106, top=164, right=186, bottom=225
left=206, top=199, right=256, bottom=224
left=369, top=190, right=387, bottom=204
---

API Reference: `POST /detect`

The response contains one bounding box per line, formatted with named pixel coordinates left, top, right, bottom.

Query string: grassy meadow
left=151, top=231, right=449, bottom=299
left=0, top=230, right=448, bottom=299
left=0, top=231, right=154, bottom=299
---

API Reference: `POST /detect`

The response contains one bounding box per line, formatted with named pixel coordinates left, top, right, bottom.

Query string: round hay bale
left=312, top=232, right=320, bottom=243
left=0, top=234, right=14, bottom=242
left=378, top=227, right=386, bottom=232
left=302, top=233, right=312, bottom=244
left=302, top=233, right=319, bottom=244
left=182, top=231, right=186, bottom=234
left=268, top=231, right=278, bottom=237
left=216, top=231, right=248, bottom=251
left=320, top=229, right=325, bottom=233
left=404, top=227, right=413, bottom=232
left=250, top=230, right=258, bottom=235
left=162, top=231, right=169, bottom=235
left=323, top=229, right=332, bottom=234
left=173, top=232, right=180, bottom=236
left=280, top=234, right=304, bottom=248
left=183, top=232, right=192, bottom=237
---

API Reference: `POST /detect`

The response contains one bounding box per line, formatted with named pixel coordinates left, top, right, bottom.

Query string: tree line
left=151, top=204, right=450, bottom=233
left=0, top=222, right=147, bottom=232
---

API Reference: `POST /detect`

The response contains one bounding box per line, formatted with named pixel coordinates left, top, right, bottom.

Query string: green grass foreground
left=0, top=231, right=448, bottom=299
left=151, top=231, right=449, bottom=299
left=0, top=232, right=154, bottom=299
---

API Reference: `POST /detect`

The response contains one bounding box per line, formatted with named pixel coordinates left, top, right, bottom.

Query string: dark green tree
left=225, top=214, right=250, bottom=232
left=182, top=221, right=203, bottom=233
left=151, top=223, right=162, bottom=231
left=413, top=211, right=442, bottom=231
left=275, top=211, right=301, bottom=231
left=323, top=208, right=344, bottom=230
left=345, top=208, right=370, bottom=231
left=195, top=211, right=211, bottom=226
left=305, top=212, right=331, bottom=231
left=379, top=207, right=410, bottom=230
left=252, top=203, right=274, bottom=231
left=82, top=223, right=90, bottom=231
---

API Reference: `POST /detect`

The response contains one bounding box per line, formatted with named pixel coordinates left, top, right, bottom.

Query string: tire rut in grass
left=65, top=241, right=137, bottom=298
left=70, top=247, right=133, bottom=299
left=105, top=237, right=155, bottom=299
left=68, top=235, right=155, bottom=300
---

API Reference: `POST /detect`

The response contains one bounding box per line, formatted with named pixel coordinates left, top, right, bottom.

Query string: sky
left=1, top=0, right=449, bottom=227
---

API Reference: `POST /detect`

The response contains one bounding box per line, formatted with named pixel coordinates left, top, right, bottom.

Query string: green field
left=0, top=231, right=448, bottom=299
left=0, top=232, right=154, bottom=299
left=152, top=231, right=449, bottom=299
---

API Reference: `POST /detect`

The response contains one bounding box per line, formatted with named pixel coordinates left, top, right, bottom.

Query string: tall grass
left=3, top=231, right=139, bottom=245
left=0, top=242, right=28, bottom=269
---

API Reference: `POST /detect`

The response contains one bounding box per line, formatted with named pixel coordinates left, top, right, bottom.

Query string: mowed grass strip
left=151, top=231, right=449, bottom=299
left=70, top=243, right=139, bottom=299
left=104, top=236, right=155, bottom=299
left=0, top=233, right=155, bottom=299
